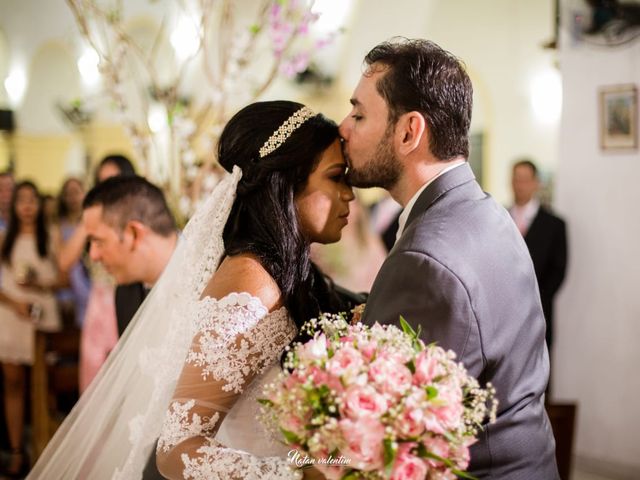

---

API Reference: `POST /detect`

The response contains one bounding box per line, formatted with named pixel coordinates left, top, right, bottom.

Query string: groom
left=340, top=39, right=559, bottom=479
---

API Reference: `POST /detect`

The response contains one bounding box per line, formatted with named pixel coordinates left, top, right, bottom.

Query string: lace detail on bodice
left=187, top=293, right=292, bottom=393
left=156, top=292, right=300, bottom=480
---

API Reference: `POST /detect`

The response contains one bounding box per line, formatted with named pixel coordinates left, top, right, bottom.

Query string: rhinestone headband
left=258, top=106, right=316, bottom=158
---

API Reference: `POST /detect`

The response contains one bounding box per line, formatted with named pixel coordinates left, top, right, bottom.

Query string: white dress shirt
left=396, top=162, right=466, bottom=242
left=509, top=198, right=540, bottom=236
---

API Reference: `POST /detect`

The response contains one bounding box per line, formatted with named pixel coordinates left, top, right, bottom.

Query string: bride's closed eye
left=327, top=167, right=347, bottom=183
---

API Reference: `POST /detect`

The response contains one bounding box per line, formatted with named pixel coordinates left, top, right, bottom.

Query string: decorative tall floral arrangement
left=66, top=0, right=330, bottom=217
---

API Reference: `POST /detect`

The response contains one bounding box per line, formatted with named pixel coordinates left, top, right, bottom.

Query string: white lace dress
left=156, top=292, right=302, bottom=480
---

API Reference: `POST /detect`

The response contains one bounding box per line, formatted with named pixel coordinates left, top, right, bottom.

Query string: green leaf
left=412, top=320, right=422, bottom=338
left=399, top=316, right=416, bottom=337
left=419, top=448, right=478, bottom=479
left=451, top=469, right=478, bottom=480
left=416, top=442, right=428, bottom=458
left=318, top=384, right=330, bottom=397
left=418, top=452, right=478, bottom=480
left=340, top=471, right=361, bottom=480
left=280, top=428, right=301, bottom=445
left=406, top=359, right=416, bottom=374
left=249, top=24, right=261, bottom=34
left=423, top=451, right=451, bottom=466
left=383, top=438, right=398, bottom=478
left=426, top=385, right=438, bottom=400
left=399, top=316, right=423, bottom=352
left=257, top=398, right=273, bottom=407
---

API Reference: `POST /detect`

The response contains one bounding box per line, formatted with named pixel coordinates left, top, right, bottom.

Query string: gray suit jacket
left=363, top=163, right=559, bottom=479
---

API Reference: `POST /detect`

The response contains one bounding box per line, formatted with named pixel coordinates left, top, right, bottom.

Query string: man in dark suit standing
left=339, top=38, right=559, bottom=479
left=510, top=159, right=567, bottom=352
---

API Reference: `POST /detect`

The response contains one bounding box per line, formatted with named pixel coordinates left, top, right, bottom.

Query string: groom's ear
left=124, top=220, right=148, bottom=251
left=396, top=111, right=426, bottom=156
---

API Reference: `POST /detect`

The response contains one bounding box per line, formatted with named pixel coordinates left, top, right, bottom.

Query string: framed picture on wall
left=599, top=84, right=638, bottom=151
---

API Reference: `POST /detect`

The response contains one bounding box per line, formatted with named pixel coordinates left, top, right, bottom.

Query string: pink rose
left=423, top=409, right=446, bottom=435
left=281, top=414, right=305, bottom=439
left=369, top=356, right=412, bottom=397
left=432, top=383, right=464, bottom=429
left=426, top=470, right=457, bottom=480
left=341, top=385, right=388, bottom=419
left=358, top=339, right=379, bottom=361
left=327, top=345, right=364, bottom=379
left=414, top=350, right=446, bottom=386
left=451, top=443, right=471, bottom=471
left=434, top=402, right=464, bottom=430
left=390, top=443, right=428, bottom=480
left=314, top=465, right=344, bottom=480
left=339, top=417, right=385, bottom=470
left=308, top=365, right=343, bottom=393
left=395, top=406, right=426, bottom=438
left=284, top=371, right=304, bottom=390
left=422, top=436, right=451, bottom=469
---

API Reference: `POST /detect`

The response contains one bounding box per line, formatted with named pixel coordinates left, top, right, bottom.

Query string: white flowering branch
left=65, top=0, right=329, bottom=220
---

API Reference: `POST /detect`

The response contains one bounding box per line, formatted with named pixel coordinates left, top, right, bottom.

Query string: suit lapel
left=405, top=162, right=477, bottom=230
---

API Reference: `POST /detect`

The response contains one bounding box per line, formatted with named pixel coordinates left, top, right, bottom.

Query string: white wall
left=554, top=4, right=640, bottom=477
left=419, top=0, right=560, bottom=202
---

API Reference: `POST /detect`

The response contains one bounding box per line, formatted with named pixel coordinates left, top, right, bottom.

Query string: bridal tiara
left=258, top=106, right=316, bottom=158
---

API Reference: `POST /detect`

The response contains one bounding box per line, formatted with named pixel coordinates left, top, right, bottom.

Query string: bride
left=28, top=101, right=356, bottom=479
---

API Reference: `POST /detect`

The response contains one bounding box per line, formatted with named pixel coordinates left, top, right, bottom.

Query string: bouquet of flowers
left=259, top=313, right=497, bottom=480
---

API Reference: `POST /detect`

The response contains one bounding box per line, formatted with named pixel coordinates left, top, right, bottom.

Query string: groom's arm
left=362, top=250, right=483, bottom=369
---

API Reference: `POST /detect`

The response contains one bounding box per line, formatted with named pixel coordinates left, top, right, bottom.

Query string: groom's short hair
left=83, top=175, right=176, bottom=237
left=363, top=38, right=472, bottom=161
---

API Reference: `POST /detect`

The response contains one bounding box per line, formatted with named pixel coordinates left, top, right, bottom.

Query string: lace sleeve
left=156, top=292, right=301, bottom=480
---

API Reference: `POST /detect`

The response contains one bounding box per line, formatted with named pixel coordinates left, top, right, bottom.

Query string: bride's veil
left=27, top=166, right=242, bottom=479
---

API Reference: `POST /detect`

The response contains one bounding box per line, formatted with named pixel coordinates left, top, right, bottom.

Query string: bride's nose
left=341, top=184, right=355, bottom=202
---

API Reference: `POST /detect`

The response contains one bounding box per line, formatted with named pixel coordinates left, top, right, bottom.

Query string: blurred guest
left=82, top=175, right=178, bottom=319
left=312, top=196, right=387, bottom=293
left=58, top=154, right=136, bottom=392
left=42, top=193, right=58, bottom=226
left=93, top=154, right=136, bottom=185
left=0, top=181, right=62, bottom=477
left=56, top=177, right=91, bottom=328
left=369, top=194, right=402, bottom=251
left=510, top=159, right=568, bottom=352
left=0, top=171, right=15, bottom=233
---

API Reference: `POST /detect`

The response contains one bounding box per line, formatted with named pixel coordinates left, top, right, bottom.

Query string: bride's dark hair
left=218, top=100, right=351, bottom=331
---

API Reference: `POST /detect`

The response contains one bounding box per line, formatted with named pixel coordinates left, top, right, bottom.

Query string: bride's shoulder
left=201, top=254, right=282, bottom=312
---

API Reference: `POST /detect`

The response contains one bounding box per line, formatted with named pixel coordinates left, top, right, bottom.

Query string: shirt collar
left=396, top=161, right=466, bottom=242
left=511, top=198, right=540, bottom=221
